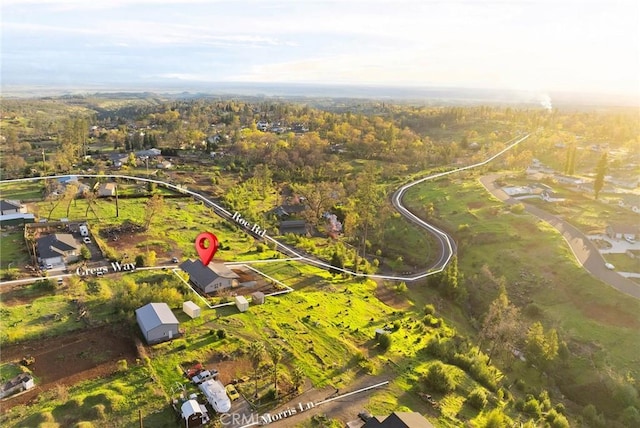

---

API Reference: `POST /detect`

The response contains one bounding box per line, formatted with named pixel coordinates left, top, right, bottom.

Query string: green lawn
left=0, top=180, right=43, bottom=201
left=0, top=230, right=31, bottom=269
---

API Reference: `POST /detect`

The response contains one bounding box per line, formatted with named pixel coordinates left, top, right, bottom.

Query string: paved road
left=480, top=175, right=640, bottom=299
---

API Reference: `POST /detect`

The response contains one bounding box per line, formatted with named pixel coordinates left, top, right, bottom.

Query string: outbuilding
left=181, top=399, right=210, bottom=427
left=251, top=291, right=265, bottom=305
left=235, top=295, right=249, bottom=312
left=183, top=300, right=201, bottom=319
left=136, top=302, right=180, bottom=344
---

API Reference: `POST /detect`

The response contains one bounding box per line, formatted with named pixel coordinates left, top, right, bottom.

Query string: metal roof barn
left=135, top=302, right=180, bottom=344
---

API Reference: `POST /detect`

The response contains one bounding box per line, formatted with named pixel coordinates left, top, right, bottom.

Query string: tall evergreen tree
left=593, top=152, right=608, bottom=199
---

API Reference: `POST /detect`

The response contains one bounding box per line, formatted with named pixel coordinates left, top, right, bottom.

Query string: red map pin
left=195, top=232, right=219, bottom=266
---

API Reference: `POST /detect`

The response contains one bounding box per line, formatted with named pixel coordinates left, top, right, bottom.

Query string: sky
left=1, top=0, right=639, bottom=97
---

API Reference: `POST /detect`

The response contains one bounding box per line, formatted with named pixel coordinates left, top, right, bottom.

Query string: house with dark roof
left=0, top=200, right=24, bottom=215
left=109, top=153, right=130, bottom=168
left=135, top=302, right=180, bottom=344
left=179, top=260, right=239, bottom=294
left=36, top=233, right=80, bottom=266
left=271, top=204, right=306, bottom=218
left=363, top=411, right=434, bottom=428
left=279, top=220, right=307, bottom=236
left=606, top=224, right=639, bottom=240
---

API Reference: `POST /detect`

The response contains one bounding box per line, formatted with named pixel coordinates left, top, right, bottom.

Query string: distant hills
left=2, top=82, right=637, bottom=108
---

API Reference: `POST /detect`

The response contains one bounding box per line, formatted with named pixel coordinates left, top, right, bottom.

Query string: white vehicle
left=83, top=237, right=91, bottom=244
left=625, top=236, right=636, bottom=244
left=605, top=262, right=615, bottom=270
left=192, top=370, right=218, bottom=384
left=199, top=379, right=231, bottom=413
left=79, top=224, right=89, bottom=237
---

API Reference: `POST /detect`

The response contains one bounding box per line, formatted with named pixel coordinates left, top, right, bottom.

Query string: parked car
left=605, top=262, right=615, bottom=270
left=625, top=236, right=636, bottom=244
left=225, top=384, right=240, bottom=401
left=192, top=369, right=218, bottom=384
left=83, top=237, right=91, bottom=244
left=171, top=256, right=179, bottom=263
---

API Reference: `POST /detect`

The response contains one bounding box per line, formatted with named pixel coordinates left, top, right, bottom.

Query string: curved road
left=480, top=175, right=640, bottom=299
left=1, top=134, right=531, bottom=284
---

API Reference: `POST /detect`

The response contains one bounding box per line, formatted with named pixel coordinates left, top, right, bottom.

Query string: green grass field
left=0, top=180, right=43, bottom=201
left=0, top=230, right=31, bottom=270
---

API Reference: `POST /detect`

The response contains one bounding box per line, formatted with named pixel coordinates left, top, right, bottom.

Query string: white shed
left=183, top=301, right=201, bottom=319
left=235, top=295, right=249, bottom=312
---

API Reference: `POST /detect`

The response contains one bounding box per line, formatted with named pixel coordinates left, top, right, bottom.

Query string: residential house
left=0, top=199, right=25, bottom=215
left=136, top=148, right=162, bottom=158
left=279, top=220, right=307, bottom=236
left=179, top=260, right=239, bottom=294
left=97, top=182, right=117, bottom=197
left=606, top=224, right=639, bottom=241
left=36, top=233, right=80, bottom=266
left=541, top=190, right=565, bottom=203
left=135, top=302, right=180, bottom=344
left=109, top=153, right=130, bottom=168
left=57, top=176, right=90, bottom=195
left=363, top=411, right=434, bottom=428
left=271, top=204, right=306, bottom=218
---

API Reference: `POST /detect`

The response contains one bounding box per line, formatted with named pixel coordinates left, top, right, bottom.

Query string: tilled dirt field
left=0, top=325, right=139, bottom=412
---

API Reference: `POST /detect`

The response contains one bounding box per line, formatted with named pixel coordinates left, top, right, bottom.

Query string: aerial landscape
left=1, top=1, right=639, bottom=428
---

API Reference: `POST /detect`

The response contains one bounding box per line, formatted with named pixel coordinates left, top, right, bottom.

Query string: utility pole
left=115, top=183, right=119, bottom=218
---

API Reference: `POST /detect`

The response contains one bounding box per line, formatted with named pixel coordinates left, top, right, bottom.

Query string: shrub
left=3, top=270, right=18, bottom=280
left=80, top=245, right=91, bottom=260
left=468, top=387, right=488, bottom=409
left=392, top=321, right=401, bottom=331
left=135, top=255, right=145, bottom=267
left=523, top=398, right=542, bottom=418
left=91, top=404, right=107, bottom=420
left=33, top=279, right=55, bottom=291
left=376, top=333, right=392, bottom=352
left=423, top=304, right=436, bottom=316
left=264, top=388, right=276, bottom=401
left=619, top=406, right=640, bottom=427
left=469, top=362, right=498, bottom=392
left=423, top=314, right=441, bottom=328
left=395, top=282, right=407, bottom=293
left=582, top=404, right=606, bottom=428
left=545, top=409, right=570, bottom=428
left=511, top=203, right=525, bottom=214
left=116, top=359, right=128, bottom=372
left=256, top=243, right=266, bottom=253
left=424, top=362, right=457, bottom=393
left=217, top=329, right=227, bottom=339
